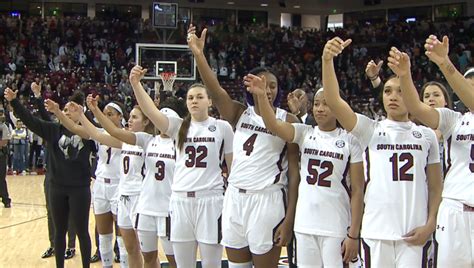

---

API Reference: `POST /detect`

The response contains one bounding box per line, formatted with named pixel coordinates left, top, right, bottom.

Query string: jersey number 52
left=306, top=159, right=334, bottom=187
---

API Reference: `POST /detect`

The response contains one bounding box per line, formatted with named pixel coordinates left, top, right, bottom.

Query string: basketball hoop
left=160, top=72, right=176, bottom=92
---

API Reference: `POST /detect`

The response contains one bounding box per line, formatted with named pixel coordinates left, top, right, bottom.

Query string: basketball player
left=129, top=65, right=234, bottom=267
left=187, top=25, right=299, bottom=268
left=87, top=100, right=126, bottom=268
left=322, top=37, right=443, bottom=267
left=245, top=76, right=365, bottom=267
left=66, top=95, right=156, bottom=268
left=84, top=94, right=183, bottom=268
left=387, top=35, right=473, bottom=267
left=5, top=89, right=94, bottom=268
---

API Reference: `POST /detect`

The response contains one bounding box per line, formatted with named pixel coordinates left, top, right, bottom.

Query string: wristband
left=347, top=233, right=359, bottom=240
left=368, top=74, right=379, bottom=81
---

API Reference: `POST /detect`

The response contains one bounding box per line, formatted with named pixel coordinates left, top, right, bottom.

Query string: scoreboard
left=152, top=2, right=178, bottom=29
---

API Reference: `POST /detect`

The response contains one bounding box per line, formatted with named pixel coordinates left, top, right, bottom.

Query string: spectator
left=11, top=119, right=28, bottom=175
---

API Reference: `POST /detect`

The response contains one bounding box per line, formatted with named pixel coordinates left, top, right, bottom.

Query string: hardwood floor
left=0, top=174, right=289, bottom=267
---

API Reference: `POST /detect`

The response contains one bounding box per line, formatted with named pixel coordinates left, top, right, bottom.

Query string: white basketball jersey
left=135, top=132, right=175, bottom=217
left=351, top=114, right=439, bottom=240
left=118, top=143, right=144, bottom=196
left=166, top=116, right=234, bottom=192
left=227, top=106, right=289, bottom=190
left=436, top=109, right=474, bottom=206
left=292, top=124, right=363, bottom=237
left=95, top=129, right=121, bottom=180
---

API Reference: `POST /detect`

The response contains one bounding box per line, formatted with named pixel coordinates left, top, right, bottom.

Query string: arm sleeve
left=221, top=121, right=234, bottom=154
left=435, top=108, right=461, bottom=139
left=134, top=132, right=153, bottom=148
left=350, top=113, right=376, bottom=149
left=424, top=127, right=441, bottom=164
left=35, top=97, right=51, bottom=121
left=165, top=116, right=184, bottom=139
left=291, top=123, right=311, bottom=147
left=10, top=99, right=57, bottom=141
left=349, top=134, right=364, bottom=163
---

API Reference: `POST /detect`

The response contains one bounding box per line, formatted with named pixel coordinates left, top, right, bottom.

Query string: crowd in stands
left=0, top=14, right=472, bottom=173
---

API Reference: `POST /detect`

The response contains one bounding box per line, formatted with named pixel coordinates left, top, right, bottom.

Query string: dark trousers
left=44, top=178, right=77, bottom=248
left=29, top=141, right=42, bottom=169
left=49, top=183, right=91, bottom=268
left=0, top=153, right=10, bottom=205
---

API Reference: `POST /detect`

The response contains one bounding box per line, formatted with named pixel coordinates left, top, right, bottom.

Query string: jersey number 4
left=389, top=152, right=414, bottom=181
left=306, top=159, right=333, bottom=187
left=185, top=146, right=208, bottom=168
left=243, top=134, right=257, bottom=156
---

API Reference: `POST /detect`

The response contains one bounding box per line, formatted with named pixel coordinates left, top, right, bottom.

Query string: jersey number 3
left=306, top=159, right=333, bottom=187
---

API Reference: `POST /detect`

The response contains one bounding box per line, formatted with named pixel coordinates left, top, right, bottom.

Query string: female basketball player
left=387, top=34, right=473, bottom=267
left=129, top=65, right=234, bottom=268
left=84, top=94, right=185, bottom=268
left=86, top=100, right=127, bottom=268
left=65, top=95, right=153, bottom=268
left=4, top=89, right=93, bottom=268
left=187, top=25, right=299, bottom=268
left=322, top=37, right=443, bottom=267
left=245, top=74, right=365, bottom=266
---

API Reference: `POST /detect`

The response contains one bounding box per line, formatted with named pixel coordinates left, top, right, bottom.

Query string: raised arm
left=365, top=59, right=383, bottom=89
left=70, top=103, right=122, bottom=148
left=86, top=94, right=136, bottom=145
left=425, top=35, right=474, bottom=109
left=129, top=65, right=170, bottom=134
left=31, top=82, right=51, bottom=121
left=5, top=88, right=56, bottom=141
left=244, top=74, right=295, bottom=142
left=44, top=99, right=90, bottom=139
left=322, top=37, right=357, bottom=131
left=387, top=47, right=440, bottom=129
left=187, top=25, right=245, bottom=126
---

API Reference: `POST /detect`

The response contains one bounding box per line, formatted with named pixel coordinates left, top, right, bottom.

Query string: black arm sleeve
left=10, top=99, right=57, bottom=142
left=34, top=97, right=51, bottom=121
left=372, top=79, right=384, bottom=99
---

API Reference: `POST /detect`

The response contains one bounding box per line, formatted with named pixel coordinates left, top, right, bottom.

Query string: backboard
left=135, top=43, right=197, bottom=81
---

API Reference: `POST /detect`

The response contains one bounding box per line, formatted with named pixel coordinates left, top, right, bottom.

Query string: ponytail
left=176, top=83, right=209, bottom=151
left=177, top=114, right=191, bottom=151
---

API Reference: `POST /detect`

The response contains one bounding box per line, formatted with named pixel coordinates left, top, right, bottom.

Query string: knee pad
left=99, top=233, right=114, bottom=267
left=228, top=261, right=253, bottom=268
left=159, top=237, right=174, bottom=256
left=117, top=236, right=129, bottom=268
left=199, top=243, right=223, bottom=267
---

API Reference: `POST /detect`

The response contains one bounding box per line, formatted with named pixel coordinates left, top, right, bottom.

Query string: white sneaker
left=12, top=171, right=17, bottom=175
left=21, top=170, right=27, bottom=176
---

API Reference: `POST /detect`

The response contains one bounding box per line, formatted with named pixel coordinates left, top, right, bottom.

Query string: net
left=160, top=72, right=176, bottom=92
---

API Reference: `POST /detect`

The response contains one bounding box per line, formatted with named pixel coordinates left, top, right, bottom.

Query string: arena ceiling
left=180, top=0, right=466, bottom=14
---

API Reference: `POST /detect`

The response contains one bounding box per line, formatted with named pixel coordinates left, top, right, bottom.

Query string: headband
left=105, top=102, right=123, bottom=116
left=160, top=108, right=180, bottom=118
left=464, top=68, right=474, bottom=78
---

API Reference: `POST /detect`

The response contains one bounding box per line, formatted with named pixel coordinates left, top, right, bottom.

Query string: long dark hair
left=419, top=81, right=452, bottom=109
left=132, top=105, right=155, bottom=134
left=177, top=83, right=209, bottom=151
left=245, top=66, right=281, bottom=107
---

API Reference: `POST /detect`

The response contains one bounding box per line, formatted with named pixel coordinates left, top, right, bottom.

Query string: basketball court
left=0, top=174, right=291, bottom=267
